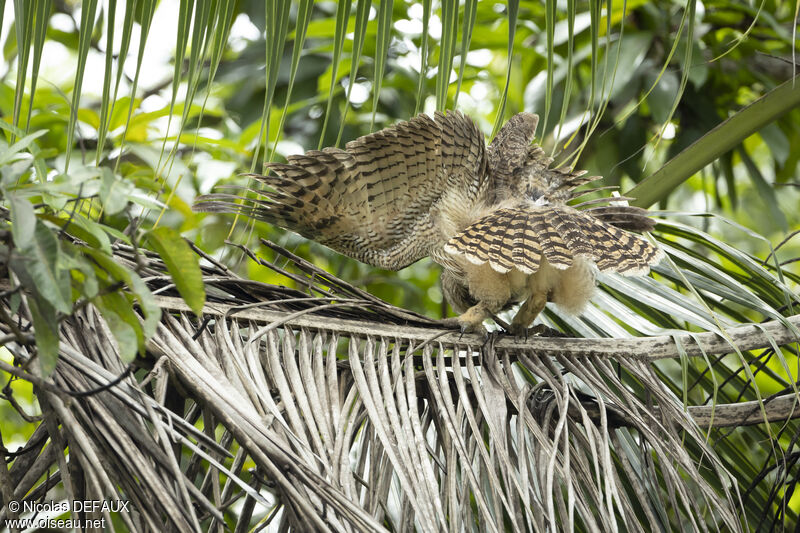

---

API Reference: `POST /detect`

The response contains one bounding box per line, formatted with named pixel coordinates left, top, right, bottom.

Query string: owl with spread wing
left=195, top=111, right=662, bottom=335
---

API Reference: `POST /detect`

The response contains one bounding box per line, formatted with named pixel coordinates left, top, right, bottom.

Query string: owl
left=195, top=111, right=662, bottom=335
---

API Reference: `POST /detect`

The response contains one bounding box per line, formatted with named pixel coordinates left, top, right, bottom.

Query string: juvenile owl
left=195, top=111, right=662, bottom=335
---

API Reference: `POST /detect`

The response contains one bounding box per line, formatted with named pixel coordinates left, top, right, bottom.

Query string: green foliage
left=0, top=0, right=798, bottom=529
left=0, top=122, right=163, bottom=371
left=629, top=77, right=800, bottom=210
left=143, top=226, right=205, bottom=316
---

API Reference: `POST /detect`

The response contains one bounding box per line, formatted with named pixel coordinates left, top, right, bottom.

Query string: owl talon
left=438, top=317, right=487, bottom=338
left=507, top=321, right=532, bottom=340
left=459, top=321, right=487, bottom=339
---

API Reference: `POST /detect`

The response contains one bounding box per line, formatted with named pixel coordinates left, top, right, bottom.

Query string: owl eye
left=528, top=188, right=544, bottom=201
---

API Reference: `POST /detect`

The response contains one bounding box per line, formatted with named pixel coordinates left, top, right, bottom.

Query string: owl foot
left=438, top=316, right=488, bottom=338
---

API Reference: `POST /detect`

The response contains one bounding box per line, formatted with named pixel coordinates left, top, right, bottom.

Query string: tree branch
left=154, top=294, right=800, bottom=360
left=689, top=393, right=800, bottom=427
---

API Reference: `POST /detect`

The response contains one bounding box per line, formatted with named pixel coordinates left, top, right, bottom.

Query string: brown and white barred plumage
left=195, top=111, right=662, bottom=334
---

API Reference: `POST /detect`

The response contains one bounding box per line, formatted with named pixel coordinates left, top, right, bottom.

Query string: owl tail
left=443, top=207, right=663, bottom=276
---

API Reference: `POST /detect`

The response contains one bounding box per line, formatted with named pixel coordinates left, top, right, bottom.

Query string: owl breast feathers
left=195, top=111, right=663, bottom=335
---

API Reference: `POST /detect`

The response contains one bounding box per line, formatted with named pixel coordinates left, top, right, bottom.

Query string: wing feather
left=482, top=210, right=517, bottom=273
left=534, top=210, right=574, bottom=269
left=444, top=206, right=662, bottom=275
left=195, top=111, right=489, bottom=270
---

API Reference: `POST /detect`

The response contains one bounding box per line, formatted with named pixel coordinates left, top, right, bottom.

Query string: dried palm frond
left=2, top=240, right=799, bottom=531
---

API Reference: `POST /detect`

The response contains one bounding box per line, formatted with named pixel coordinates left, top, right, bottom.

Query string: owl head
left=488, top=112, right=578, bottom=205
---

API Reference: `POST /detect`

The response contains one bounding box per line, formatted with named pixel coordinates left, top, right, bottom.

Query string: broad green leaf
left=0, top=116, right=49, bottom=177
left=99, top=167, right=134, bottom=215
left=96, top=291, right=140, bottom=361
left=0, top=129, right=47, bottom=166
left=144, top=226, right=205, bottom=316
left=40, top=213, right=112, bottom=255
left=27, top=295, right=59, bottom=376
left=28, top=167, right=103, bottom=201
left=127, top=192, right=167, bottom=210
left=14, top=220, right=72, bottom=314
left=125, top=265, right=161, bottom=340
left=0, top=158, right=33, bottom=186
left=7, top=192, right=35, bottom=248
left=108, top=96, right=140, bottom=132
left=80, top=246, right=161, bottom=339
left=317, top=57, right=352, bottom=95
left=59, top=243, right=99, bottom=298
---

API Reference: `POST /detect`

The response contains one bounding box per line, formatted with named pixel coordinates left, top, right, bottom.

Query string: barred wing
left=195, top=111, right=489, bottom=270
left=443, top=206, right=662, bottom=275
